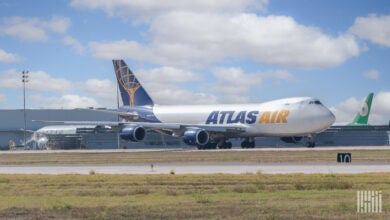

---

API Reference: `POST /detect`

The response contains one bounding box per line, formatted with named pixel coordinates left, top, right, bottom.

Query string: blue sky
left=0, top=0, right=389, bottom=124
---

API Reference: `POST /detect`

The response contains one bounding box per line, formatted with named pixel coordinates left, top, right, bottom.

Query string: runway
left=0, top=163, right=389, bottom=175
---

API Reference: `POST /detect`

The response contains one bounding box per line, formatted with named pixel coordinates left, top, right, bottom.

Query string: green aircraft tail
left=350, top=93, right=374, bottom=125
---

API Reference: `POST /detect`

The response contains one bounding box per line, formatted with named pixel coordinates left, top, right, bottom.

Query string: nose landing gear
left=306, top=134, right=316, bottom=148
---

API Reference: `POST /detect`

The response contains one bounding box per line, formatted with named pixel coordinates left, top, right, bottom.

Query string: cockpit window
left=309, top=100, right=322, bottom=105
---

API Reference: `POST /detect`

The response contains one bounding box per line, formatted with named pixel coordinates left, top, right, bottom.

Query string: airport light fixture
left=22, top=70, right=29, bottom=148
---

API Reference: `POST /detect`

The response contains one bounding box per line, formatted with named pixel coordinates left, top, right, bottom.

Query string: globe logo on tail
left=115, top=63, right=141, bottom=106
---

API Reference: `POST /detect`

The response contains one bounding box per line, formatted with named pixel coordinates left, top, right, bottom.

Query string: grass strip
left=0, top=173, right=388, bottom=219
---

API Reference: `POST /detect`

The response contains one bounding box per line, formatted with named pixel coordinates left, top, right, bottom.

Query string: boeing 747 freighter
left=38, top=60, right=335, bottom=149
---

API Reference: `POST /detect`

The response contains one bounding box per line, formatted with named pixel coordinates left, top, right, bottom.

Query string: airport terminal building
left=0, top=109, right=389, bottom=150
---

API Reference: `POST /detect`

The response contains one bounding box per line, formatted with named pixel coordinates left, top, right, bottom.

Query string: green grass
left=0, top=150, right=388, bottom=218
left=0, top=149, right=389, bottom=165
left=0, top=173, right=388, bottom=219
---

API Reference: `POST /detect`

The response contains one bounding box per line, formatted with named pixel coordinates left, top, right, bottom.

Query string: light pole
left=22, top=70, right=29, bottom=148
left=116, top=83, right=120, bottom=149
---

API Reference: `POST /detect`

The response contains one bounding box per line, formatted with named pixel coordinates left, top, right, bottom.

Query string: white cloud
left=0, top=69, right=124, bottom=108
left=114, top=66, right=216, bottom=105
left=71, top=0, right=268, bottom=23
left=29, top=94, right=100, bottom=109
left=263, top=70, right=295, bottom=81
left=52, top=95, right=100, bottom=109
left=85, top=79, right=116, bottom=106
left=0, top=94, right=7, bottom=102
left=211, top=69, right=294, bottom=104
left=331, top=92, right=390, bottom=125
left=143, top=82, right=218, bottom=105
left=0, top=49, right=20, bottom=62
left=88, top=40, right=154, bottom=61
left=63, top=36, right=85, bottom=54
left=0, top=69, right=72, bottom=93
left=362, top=69, right=379, bottom=80
left=217, top=95, right=258, bottom=104
left=44, top=16, right=71, bottom=33
left=372, top=92, right=390, bottom=115
left=89, top=13, right=360, bottom=69
left=118, top=66, right=283, bottom=105
left=1, top=16, right=71, bottom=42
left=330, top=97, right=362, bottom=124
left=349, top=14, right=390, bottom=47
left=211, top=67, right=294, bottom=96
left=2, top=17, right=48, bottom=41
left=371, top=92, right=390, bottom=125
left=137, top=66, right=201, bottom=83
left=212, top=67, right=262, bottom=95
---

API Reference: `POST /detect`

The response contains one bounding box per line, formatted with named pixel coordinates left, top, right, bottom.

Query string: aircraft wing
left=32, top=120, right=247, bottom=133
left=75, top=108, right=139, bottom=119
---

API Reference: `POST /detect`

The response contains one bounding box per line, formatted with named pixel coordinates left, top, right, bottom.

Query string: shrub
left=233, top=184, right=257, bottom=193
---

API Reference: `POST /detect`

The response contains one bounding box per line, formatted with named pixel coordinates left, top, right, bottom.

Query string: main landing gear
left=197, top=139, right=256, bottom=150
left=218, top=141, right=232, bottom=149
left=197, top=142, right=217, bottom=150
left=241, top=138, right=255, bottom=148
left=197, top=141, right=232, bottom=150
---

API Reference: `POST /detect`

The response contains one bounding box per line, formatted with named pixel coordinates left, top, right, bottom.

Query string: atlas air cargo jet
left=41, top=60, right=335, bottom=149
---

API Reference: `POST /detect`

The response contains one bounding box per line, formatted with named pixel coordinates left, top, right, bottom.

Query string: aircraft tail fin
left=351, top=93, right=374, bottom=125
left=112, top=60, right=154, bottom=107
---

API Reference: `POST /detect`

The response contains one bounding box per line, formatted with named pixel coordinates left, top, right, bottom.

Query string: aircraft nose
left=324, top=108, right=336, bottom=127
left=309, top=107, right=335, bottom=133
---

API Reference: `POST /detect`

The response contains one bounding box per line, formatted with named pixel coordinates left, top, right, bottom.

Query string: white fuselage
left=152, top=97, right=335, bottom=137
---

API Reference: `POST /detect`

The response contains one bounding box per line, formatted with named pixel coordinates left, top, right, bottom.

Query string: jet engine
left=120, top=126, right=146, bottom=142
left=280, top=136, right=303, bottom=144
left=183, top=128, right=209, bottom=146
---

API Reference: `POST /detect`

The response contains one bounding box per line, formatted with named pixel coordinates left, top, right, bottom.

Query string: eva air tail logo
left=360, top=102, right=368, bottom=117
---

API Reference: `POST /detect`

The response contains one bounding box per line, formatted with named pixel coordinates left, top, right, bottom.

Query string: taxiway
left=0, top=146, right=388, bottom=174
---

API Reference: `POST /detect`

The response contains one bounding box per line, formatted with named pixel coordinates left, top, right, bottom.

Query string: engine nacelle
left=280, top=136, right=303, bottom=144
left=120, top=126, right=146, bottom=142
left=183, top=128, right=209, bottom=146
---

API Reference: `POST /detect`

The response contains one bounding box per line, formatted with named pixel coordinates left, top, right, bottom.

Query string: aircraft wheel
left=197, top=145, right=205, bottom=150
left=207, top=142, right=217, bottom=149
left=198, top=142, right=217, bottom=150
left=226, top=142, right=232, bottom=149
left=306, top=142, right=315, bottom=148
left=241, top=141, right=255, bottom=148
left=219, top=142, right=232, bottom=149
